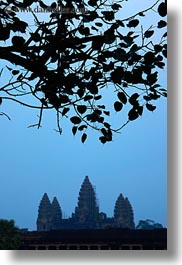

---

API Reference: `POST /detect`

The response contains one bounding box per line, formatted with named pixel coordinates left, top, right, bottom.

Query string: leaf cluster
left=0, top=0, right=167, bottom=143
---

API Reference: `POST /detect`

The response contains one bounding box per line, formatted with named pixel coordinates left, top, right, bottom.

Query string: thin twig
left=0, top=112, right=11, bottom=120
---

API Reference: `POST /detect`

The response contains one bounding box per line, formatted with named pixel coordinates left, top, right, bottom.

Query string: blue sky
left=0, top=0, right=167, bottom=230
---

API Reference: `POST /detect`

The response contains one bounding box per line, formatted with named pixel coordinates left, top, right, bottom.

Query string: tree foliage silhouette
left=136, top=219, right=163, bottom=230
left=0, top=0, right=167, bottom=143
left=0, top=219, right=21, bottom=249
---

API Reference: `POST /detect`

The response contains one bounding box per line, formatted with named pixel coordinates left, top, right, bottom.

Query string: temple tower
left=124, top=197, right=135, bottom=229
left=114, top=193, right=135, bottom=229
left=73, top=176, right=99, bottom=226
left=52, top=196, right=62, bottom=230
left=36, top=193, right=53, bottom=231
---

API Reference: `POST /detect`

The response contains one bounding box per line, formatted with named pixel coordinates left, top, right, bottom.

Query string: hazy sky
left=0, top=0, right=167, bottom=231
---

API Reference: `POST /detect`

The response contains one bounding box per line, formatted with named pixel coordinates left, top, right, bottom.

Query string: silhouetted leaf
left=88, top=0, right=98, bottom=6
left=143, top=95, right=150, bottom=101
left=104, top=122, right=110, bottom=129
left=92, top=38, right=103, bottom=50
left=123, top=82, right=128, bottom=88
left=102, top=11, right=115, bottom=21
left=158, top=1, right=167, bottom=17
left=103, top=111, right=110, bottom=116
left=81, top=133, right=87, bottom=143
left=158, top=20, right=167, bottom=28
left=162, top=32, right=167, bottom=38
left=137, top=106, right=143, bottom=116
left=101, top=128, right=107, bottom=136
left=129, top=93, right=139, bottom=105
left=116, top=20, right=125, bottom=27
left=154, top=45, right=163, bottom=53
left=95, top=22, right=103, bottom=27
left=146, top=103, right=156, bottom=111
left=83, top=11, right=98, bottom=22
left=59, top=95, right=69, bottom=103
left=139, top=12, right=145, bottom=16
left=155, top=56, right=165, bottom=65
left=128, top=108, right=139, bottom=121
left=117, top=92, right=127, bottom=104
left=91, top=26, right=98, bottom=32
left=77, top=88, right=85, bottom=98
left=77, top=105, right=87, bottom=114
left=94, top=109, right=102, bottom=116
left=99, top=136, right=107, bottom=144
left=0, top=26, right=10, bottom=41
left=39, top=0, right=48, bottom=8
left=97, top=105, right=105, bottom=109
left=111, top=68, right=123, bottom=84
left=155, top=62, right=165, bottom=69
left=51, top=2, right=57, bottom=8
left=162, top=49, right=167, bottom=58
left=127, top=19, right=139, bottom=28
left=112, top=3, right=121, bottom=10
left=62, top=107, right=70, bottom=116
left=12, top=70, right=19, bottom=75
left=103, top=30, right=116, bottom=44
left=113, top=48, right=127, bottom=61
left=84, top=95, right=93, bottom=101
left=114, top=101, right=123, bottom=112
left=130, top=44, right=138, bottom=52
left=94, top=95, right=102, bottom=100
left=12, top=36, right=25, bottom=46
left=123, top=35, right=134, bottom=45
left=78, top=26, right=90, bottom=36
left=87, top=84, right=98, bottom=95
left=72, top=126, right=77, bottom=135
left=70, top=116, right=82, bottom=124
left=12, top=20, right=28, bottom=33
left=144, top=52, right=155, bottom=64
left=147, top=72, right=158, bottom=85
left=144, top=30, right=154, bottom=38
left=30, top=32, right=41, bottom=42
left=78, top=125, right=87, bottom=131
left=16, top=0, right=34, bottom=7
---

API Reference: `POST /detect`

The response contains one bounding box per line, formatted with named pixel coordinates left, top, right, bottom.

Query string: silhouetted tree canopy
left=0, top=219, right=21, bottom=249
left=0, top=0, right=167, bottom=143
left=136, top=219, right=164, bottom=230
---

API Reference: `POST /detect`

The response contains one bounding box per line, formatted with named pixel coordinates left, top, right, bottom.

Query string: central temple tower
left=72, top=176, right=99, bottom=227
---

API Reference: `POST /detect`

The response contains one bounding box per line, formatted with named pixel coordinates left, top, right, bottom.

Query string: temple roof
left=82, top=176, right=91, bottom=185
left=52, top=197, right=62, bottom=211
left=42, top=193, right=49, bottom=201
left=37, top=193, right=52, bottom=223
left=39, top=193, right=51, bottom=208
left=74, top=176, right=99, bottom=220
left=52, top=196, right=62, bottom=220
left=117, top=193, right=125, bottom=202
left=52, top=196, right=60, bottom=206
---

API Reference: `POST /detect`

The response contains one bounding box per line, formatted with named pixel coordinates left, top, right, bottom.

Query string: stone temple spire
left=114, top=193, right=135, bottom=229
left=51, top=196, right=62, bottom=230
left=36, top=193, right=53, bottom=231
left=124, top=197, right=135, bottom=229
left=74, top=176, right=99, bottom=225
left=114, top=193, right=126, bottom=223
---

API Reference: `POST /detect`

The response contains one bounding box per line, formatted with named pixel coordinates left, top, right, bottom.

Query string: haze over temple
left=36, top=176, right=135, bottom=231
